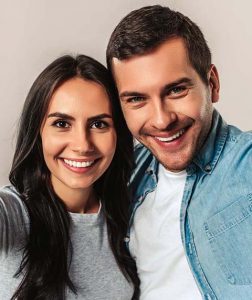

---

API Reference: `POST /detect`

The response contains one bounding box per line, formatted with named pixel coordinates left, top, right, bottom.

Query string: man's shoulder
left=218, top=125, right=252, bottom=175
left=226, top=125, right=252, bottom=153
left=228, top=124, right=252, bottom=138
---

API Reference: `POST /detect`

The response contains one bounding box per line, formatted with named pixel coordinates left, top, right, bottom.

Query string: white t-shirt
left=129, top=164, right=202, bottom=300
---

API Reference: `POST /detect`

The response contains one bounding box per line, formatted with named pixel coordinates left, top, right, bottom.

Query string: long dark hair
left=9, top=55, right=139, bottom=299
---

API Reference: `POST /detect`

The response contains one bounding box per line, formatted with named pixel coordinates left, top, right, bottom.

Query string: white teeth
left=155, top=129, right=185, bottom=142
left=63, top=159, right=94, bottom=168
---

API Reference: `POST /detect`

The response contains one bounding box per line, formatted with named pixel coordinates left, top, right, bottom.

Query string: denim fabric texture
left=128, top=110, right=252, bottom=300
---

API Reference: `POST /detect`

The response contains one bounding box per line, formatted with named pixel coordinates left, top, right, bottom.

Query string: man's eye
left=170, top=86, right=186, bottom=95
left=90, top=121, right=108, bottom=129
left=53, top=120, right=70, bottom=128
left=127, top=96, right=145, bottom=103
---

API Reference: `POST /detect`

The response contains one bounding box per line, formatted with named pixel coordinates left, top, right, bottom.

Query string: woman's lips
left=60, top=158, right=99, bottom=173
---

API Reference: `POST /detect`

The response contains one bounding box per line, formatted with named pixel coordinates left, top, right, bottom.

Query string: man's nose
left=149, top=100, right=177, bottom=130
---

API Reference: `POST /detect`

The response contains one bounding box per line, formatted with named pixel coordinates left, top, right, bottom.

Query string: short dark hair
left=107, top=5, right=211, bottom=84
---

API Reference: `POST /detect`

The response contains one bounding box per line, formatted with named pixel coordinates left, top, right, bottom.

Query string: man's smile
left=153, top=128, right=186, bottom=142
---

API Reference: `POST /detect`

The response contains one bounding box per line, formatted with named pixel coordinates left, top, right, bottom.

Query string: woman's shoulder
left=0, top=185, right=26, bottom=214
left=0, top=184, right=21, bottom=197
left=0, top=185, right=29, bottom=253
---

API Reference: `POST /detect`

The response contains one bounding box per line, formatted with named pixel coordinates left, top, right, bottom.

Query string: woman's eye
left=90, top=121, right=108, bottom=129
left=53, top=120, right=70, bottom=128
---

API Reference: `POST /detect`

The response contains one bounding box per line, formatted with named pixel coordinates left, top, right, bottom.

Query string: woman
left=0, top=55, right=139, bottom=299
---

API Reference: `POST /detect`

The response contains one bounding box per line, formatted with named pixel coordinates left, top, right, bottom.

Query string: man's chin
left=153, top=152, right=193, bottom=172
left=159, top=161, right=188, bottom=172
left=138, top=138, right=194, bottom=171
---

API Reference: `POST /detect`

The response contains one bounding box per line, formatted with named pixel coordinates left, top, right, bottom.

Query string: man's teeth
left=63, top=159, right=94, bottom=168
left=155, top=129, right=185, bottom=142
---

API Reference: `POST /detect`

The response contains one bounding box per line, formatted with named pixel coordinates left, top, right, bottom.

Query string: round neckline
left=159, top=164, right=187, bottom=177
left=69, top=201, right=103, bottom=224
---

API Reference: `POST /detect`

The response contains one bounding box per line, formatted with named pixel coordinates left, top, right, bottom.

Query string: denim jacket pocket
left=204, top=193, right=252, bottom=285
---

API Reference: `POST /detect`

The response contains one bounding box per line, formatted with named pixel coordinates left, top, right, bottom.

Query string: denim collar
left=192, top=109, right=228, bottom=174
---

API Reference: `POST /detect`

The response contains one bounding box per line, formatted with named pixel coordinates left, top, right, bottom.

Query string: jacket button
left=204, top=164, right=212, bottom=172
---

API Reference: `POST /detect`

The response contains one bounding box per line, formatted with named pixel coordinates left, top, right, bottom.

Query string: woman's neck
left=64, top=188, right=99, bottom=214
left=51, top=176, right=99, bottom=214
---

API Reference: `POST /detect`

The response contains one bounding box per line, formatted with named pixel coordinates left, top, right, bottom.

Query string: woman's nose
left=70, top=128, right=95, bottom=155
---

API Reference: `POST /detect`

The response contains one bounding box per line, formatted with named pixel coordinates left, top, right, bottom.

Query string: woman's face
left=40, top=77, right=116, bottom=197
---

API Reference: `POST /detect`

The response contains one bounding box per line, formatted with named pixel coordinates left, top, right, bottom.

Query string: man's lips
left=154, top=128, right=185, bottom=142
left=144, top=125, right=190, bottom=142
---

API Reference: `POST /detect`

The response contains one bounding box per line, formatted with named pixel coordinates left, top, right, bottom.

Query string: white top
left=129, top=164, right=202, bottom=299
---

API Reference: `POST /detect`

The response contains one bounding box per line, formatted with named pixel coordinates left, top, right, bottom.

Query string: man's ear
left=208, top=64, right=220, bottom=103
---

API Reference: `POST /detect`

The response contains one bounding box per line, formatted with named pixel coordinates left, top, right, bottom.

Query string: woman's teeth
left=63, top=159, right=94, bottom=168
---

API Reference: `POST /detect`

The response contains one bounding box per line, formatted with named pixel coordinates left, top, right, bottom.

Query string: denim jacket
left=128, top=110, right=252, bottom=300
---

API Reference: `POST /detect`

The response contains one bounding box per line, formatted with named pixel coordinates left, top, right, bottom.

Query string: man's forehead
left=112, top=38, right=189, bottom=69
left=111, top=38, right=193, bottom=88
left=111, top=36, right=187, bottom=63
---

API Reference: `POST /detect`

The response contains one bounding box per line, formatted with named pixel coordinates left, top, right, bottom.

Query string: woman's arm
left=0, top=186, right=28, bottom=253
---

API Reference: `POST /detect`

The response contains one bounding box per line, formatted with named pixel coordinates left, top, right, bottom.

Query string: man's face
left=112, top=38, right=219, bottom=172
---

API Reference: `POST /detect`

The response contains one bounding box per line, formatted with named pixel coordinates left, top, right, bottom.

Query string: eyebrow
left=47, top=112, right=74, bottom=120
left=119, top=77, right=193, bottom=100
left=88, top=114, right=113, bottom=122
left=47, top=112, right=113, bottom=121
left=119, top=91, right=147, bottom=99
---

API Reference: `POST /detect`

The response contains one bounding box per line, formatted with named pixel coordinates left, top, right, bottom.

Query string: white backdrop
left=0, top=0, right=251, bottom=186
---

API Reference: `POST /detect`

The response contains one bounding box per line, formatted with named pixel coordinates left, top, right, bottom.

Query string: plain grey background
left=0, top=0, right=251, bottom=186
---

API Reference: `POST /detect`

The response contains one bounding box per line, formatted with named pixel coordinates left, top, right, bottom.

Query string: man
left=106, top=5, right=252, bottom=300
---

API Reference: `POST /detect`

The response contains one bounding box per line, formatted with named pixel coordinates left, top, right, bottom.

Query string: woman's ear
left=208, top=64, right=220, bottom=103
